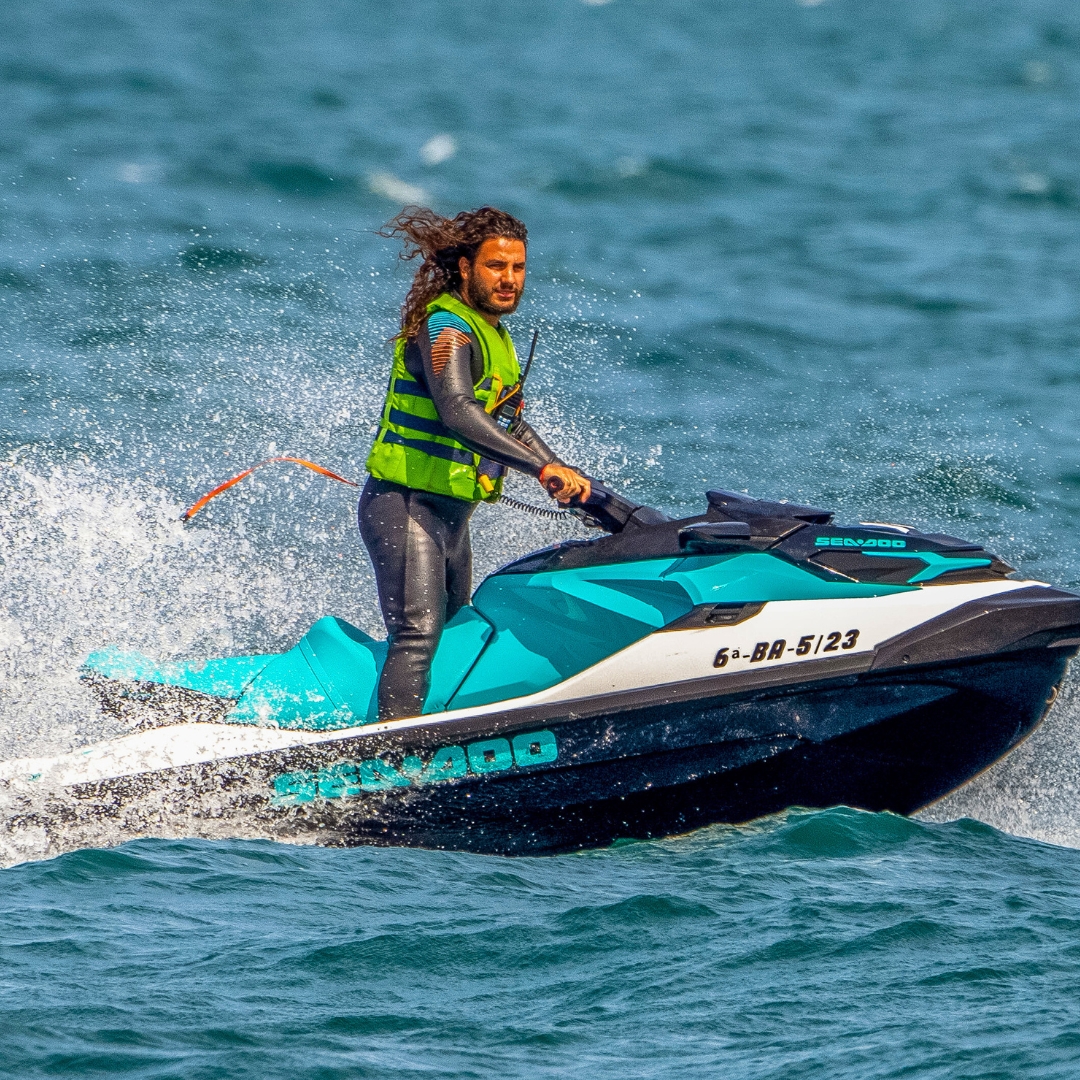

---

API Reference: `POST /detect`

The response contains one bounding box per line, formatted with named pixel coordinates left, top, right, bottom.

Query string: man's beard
left=463, top=276, right=522, bottom=317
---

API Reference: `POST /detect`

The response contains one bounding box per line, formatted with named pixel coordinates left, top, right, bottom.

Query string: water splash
left=921, top=666, right=1080, bottom=848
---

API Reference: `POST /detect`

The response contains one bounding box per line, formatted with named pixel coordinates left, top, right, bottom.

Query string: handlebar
left=556, top=475, right=670, bottom=534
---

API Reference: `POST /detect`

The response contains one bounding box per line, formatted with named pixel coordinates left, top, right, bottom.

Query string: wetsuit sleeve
left=510, top=418, right=564, bottom=468
left=420, top=320, right=558, bottom=478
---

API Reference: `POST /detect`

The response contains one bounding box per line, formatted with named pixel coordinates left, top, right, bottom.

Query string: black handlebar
left=563, top=476, right=669, bottom=533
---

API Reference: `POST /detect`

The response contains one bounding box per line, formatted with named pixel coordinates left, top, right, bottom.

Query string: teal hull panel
left=226, top=619, right=384, bottom=729
left=83, top=607, right=494, bottom=729
left=84, top=552, right=912, bottom=727
left=449, top=553, right=910, bottom=710
left=664, top=552, right=911, bottom=605
left=423, top=607, right=494, bottom=713
left=83, top=646, right=274, bottom=698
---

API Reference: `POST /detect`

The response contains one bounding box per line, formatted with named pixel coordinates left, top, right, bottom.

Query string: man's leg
left=442, top=496, right=474, bottom=623
left=359, top=478, right=450, bottom=720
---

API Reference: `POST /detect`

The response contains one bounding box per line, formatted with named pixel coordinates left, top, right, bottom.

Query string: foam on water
left=0, top=457, right=364, bottom=758
left=923, top=676, right=1080, bottom=848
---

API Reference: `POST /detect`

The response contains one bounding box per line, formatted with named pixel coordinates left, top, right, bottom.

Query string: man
left=361, top=206, right=591, bottom=720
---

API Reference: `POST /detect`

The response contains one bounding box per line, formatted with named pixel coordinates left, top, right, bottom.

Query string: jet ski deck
left=4, top=486, right=1079, bottom=856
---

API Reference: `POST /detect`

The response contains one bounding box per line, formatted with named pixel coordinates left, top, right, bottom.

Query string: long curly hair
left=379, top=206, right=528, bottom=340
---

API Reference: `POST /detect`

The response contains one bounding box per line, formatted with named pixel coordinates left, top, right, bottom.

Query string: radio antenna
left=521, top=329, right=540, bottom=385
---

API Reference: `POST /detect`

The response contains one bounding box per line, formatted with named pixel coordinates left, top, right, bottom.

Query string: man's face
left=460, top=237, right=526, bottom=319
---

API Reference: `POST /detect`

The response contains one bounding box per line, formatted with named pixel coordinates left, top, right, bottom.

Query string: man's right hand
left=539, top=464, right=591, bottom=504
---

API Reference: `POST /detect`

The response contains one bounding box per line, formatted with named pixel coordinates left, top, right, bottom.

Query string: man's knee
left=390, top=622, right=439, bottom=653
left=385, top=601, right=443, bottom=642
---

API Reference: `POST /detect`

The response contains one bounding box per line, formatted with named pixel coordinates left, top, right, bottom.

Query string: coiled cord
left=497, top=494, right=571, bottom=520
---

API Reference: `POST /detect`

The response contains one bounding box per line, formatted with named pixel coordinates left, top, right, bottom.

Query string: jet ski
left=4, top=482, right=1079, bottom=856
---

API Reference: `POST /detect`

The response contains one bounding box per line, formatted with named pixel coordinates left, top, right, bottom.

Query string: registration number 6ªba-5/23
left=713, top=630, right=861, bottom=668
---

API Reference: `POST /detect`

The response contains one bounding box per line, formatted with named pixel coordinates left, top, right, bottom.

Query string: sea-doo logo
left=271, top=729, right=559, bottom=804
left=815, top=536, right=907, bottom=549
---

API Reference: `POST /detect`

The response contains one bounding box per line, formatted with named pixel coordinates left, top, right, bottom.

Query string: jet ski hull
left=321, top=643, right=1062, bottom=855
left=267, top=647, right=1070, bottom=854
left=16, top=640, right=1069, bottom=859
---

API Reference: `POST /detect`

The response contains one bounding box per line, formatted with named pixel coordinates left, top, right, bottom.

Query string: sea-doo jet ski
left=4, top=482, right=1079, bottom=855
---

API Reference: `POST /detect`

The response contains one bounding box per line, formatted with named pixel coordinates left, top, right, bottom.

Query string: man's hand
left=539, top=464, right=591, bottom=504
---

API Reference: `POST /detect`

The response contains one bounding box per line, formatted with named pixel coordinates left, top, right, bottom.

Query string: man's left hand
left=539, top=464, right=591, bottom=504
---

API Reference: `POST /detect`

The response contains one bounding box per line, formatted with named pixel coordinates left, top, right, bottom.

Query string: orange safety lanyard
left=183, top=457, right=359, bottom=520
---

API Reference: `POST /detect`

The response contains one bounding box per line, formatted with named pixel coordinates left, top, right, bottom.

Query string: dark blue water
left=3, top=0, right=1080, bottom=1073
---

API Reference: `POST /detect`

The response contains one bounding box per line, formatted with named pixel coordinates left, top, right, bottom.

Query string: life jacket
left=365, top=292, right=521, bottom=502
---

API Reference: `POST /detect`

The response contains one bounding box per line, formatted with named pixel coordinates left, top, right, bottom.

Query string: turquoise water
left=3, top=0, right=1080, bottom=1073
left=5, top=814, right=1080, bottom=1078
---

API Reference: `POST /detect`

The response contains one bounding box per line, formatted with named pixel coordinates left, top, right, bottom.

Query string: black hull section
left=320, top=648, right=1069, bottom=855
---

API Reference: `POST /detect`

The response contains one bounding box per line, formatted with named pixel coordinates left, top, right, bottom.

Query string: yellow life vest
left=365, top=293, right=521, bottom=502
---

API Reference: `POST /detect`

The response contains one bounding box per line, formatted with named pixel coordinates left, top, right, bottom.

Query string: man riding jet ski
left=361, top=205, right=589, bottom=721
left=4, top=481, right=1079, bottom=857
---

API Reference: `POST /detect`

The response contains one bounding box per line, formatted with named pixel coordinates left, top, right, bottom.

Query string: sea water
left=2, top=0, right=1080, bottom=1074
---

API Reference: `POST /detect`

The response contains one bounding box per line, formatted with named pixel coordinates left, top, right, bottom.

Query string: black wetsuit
left=359, top=312, right=560, bottom=720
